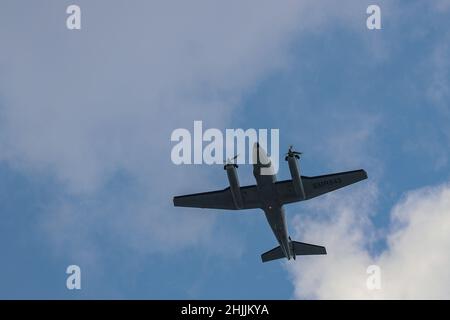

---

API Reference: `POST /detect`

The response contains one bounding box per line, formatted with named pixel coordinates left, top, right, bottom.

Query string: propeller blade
left=285, top=145, right=303, bottom=158
left=224, top=154, right=239, bottom=165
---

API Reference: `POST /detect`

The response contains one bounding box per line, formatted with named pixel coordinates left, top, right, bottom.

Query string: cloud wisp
left=0, top=1, right=396, bottom=263
left=288, top=181, right=450, bottom=299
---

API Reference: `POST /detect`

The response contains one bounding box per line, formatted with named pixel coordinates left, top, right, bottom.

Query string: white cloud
left=4, top=0, right=449, bottom=300
left=0, top=1, right=312, bottom=263
left=285, top=2, right=450, bottom=299
left=0, top=1, right=305, bottom=193
left=0, top=0, right=396, bottom=263
left=288, top=182, right=450, bottom=299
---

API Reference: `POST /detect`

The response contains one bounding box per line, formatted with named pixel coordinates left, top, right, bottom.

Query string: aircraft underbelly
left=254, top=173, right=290, bottom=257
left=263, top=206, right=290, bottom=258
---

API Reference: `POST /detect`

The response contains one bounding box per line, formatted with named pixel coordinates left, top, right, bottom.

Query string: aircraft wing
left=173, top=185, right=261, bottom=210
left=276, top=169, right=367, bottom=204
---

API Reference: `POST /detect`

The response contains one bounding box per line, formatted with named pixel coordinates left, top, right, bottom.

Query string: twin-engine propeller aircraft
left=173, top=143, right=367, bottom=263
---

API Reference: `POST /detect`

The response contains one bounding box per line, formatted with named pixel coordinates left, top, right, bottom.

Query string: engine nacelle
left=286, top=155, right=306, bottom=200
left=224, top=164, right=244, bottom=209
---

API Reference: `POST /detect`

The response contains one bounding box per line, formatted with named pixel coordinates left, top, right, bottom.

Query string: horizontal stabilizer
left=261, top=245, right=285, bottom=263
left=261, top=241, right=327, bottom=263
left=292, top=241, right=327, bottom=256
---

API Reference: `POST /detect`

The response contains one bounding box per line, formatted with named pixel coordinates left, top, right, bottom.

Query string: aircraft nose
left=252, top=142, right=270, bottom=166
left=253, top=142, right=263, bottom=153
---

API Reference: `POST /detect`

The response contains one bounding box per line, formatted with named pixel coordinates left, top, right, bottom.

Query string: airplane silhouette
left=173, top=143, right=367, bottom=262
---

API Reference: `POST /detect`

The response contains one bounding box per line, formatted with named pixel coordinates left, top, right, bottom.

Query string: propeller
left=224, top=154, right=239, bottom=169
left=285, top=145, right=302, bottom=161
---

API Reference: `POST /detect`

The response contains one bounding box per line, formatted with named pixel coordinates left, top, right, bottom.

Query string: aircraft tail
left=261, top=245, right=285, bottom=263
left=261, top=241, right=326, bottom=263
left=291, top=241, right=327, bottom=256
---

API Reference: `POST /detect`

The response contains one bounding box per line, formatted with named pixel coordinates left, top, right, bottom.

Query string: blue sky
left=1, top=1, right=450, bottom=299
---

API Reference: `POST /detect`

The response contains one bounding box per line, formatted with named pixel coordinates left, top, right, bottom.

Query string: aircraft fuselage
left=253, top=155, right=292, bottom=260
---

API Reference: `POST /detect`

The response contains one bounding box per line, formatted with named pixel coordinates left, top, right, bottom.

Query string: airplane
left=173, top=143, right=368, bottom=263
